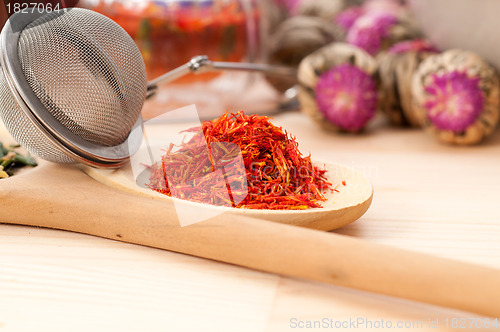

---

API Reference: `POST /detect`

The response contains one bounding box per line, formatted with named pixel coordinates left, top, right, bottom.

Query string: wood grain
left=2, top=113, right=500, bottom=331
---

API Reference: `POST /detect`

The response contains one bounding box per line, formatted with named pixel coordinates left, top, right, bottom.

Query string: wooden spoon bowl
left=83, top=161, right=373, bottom=231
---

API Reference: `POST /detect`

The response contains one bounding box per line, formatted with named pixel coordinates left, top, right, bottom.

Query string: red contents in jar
left=83, top=1, right=255, bottom=83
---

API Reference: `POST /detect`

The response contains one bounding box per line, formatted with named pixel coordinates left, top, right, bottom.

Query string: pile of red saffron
left=147, top=112, right=333, bottom=210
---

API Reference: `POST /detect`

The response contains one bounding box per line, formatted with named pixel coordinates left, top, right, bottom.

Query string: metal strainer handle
left=0, top=7, right=297, bottom=169
left=146, top=55, right=297, bottom=99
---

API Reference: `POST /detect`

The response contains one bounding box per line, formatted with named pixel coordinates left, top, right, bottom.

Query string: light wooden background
left=1, top=109, right=500, bottom=332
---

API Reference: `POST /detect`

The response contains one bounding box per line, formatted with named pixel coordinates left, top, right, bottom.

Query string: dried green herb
left=0, top=142, right=37, bottom=178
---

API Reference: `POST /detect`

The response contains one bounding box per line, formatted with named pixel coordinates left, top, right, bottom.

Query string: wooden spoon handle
left=2, top=163, right=500, bottom=317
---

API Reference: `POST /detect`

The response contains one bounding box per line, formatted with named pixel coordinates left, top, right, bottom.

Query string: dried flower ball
left=351, top=12, right=420, bottom=55
left=363, top=0, right=406, bottom=15
left=346, top=11, right=397, bottom=55
left=389, top=39, right=438, bottom=55
left=274, top=0, right=302, bottom=15
left=335, top=6, right=366, bottom=31
left=298, top=43, right=378, bottom=132
left=298, top=0, right=364, bottom=22
left=412, top=49, right=500, bottom=145
left=377, top=39, right=439, bottom=126
left=315, top=64, right=377, bottom=131
left=267, top=16, right=344, bottom=68
left=335, top=0, right=405, bottom=31
left=265, top=15, right=344, bottom=92
left=339, top=0, right=421, bottom=56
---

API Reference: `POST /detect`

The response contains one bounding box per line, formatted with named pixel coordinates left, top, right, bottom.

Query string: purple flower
left=346, top=11, right=397, bottom=55
left=315, top=64, right=377, bottom=132
left=424, top=71, right=484, bottom=133
left=389, top=39, right=439, bottom=55
left=335, top=6, right=365, bottom=31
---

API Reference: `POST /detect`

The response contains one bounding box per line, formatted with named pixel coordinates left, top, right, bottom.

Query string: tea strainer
left=0, top=8, right=296, bottom=168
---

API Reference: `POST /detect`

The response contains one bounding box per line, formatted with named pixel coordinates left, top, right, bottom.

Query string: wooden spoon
left=83, top=161, right=373, bottom=231
left=1, top=122, right=500, bottom=317
left=1, top=160, right=500, bottom=317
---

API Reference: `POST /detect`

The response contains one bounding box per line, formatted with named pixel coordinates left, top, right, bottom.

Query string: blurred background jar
left=79, top=0, right=280, bottom=119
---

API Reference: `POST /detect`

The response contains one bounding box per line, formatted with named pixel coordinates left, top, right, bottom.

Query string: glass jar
left=80, top=0, right=277, bottom=119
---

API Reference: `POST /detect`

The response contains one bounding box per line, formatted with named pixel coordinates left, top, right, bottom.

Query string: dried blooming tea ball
left=388, top=39, right=438, bottom=55
left=363, top=0, right=405, bottom=15
left=412, top=50, right=500, bottom=145
left=298, top=42, right=378, bottom=132
left=377, top=39, right=439, bottom=126
left=424, top=72, right=484, bottom=131
left=298, top=0, right=364, bottom=22
left=274, top=0, right=302, bottom=15
left=266, top=15, right=344, bottom=92
left=268, top=16, right=344, bottom=68
left=344, top=1, right=421, bottom=56
left=335, top=0, right=404, bottom=31
left=315, top=64, right=377, bottom=131
left=335, top=6, right=365, bottom=31
left=265, top=0, right=302, bottom=33
left=347, top=11, right=397, bottom=55
left=342, top=0, right=420, bottom=55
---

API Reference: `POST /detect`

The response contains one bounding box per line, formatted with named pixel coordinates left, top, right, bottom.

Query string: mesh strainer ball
left=0, top=8, right=147, bottom=168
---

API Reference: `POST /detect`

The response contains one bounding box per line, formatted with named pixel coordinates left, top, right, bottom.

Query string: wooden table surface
left=1, top=108, right=500, bottom=331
